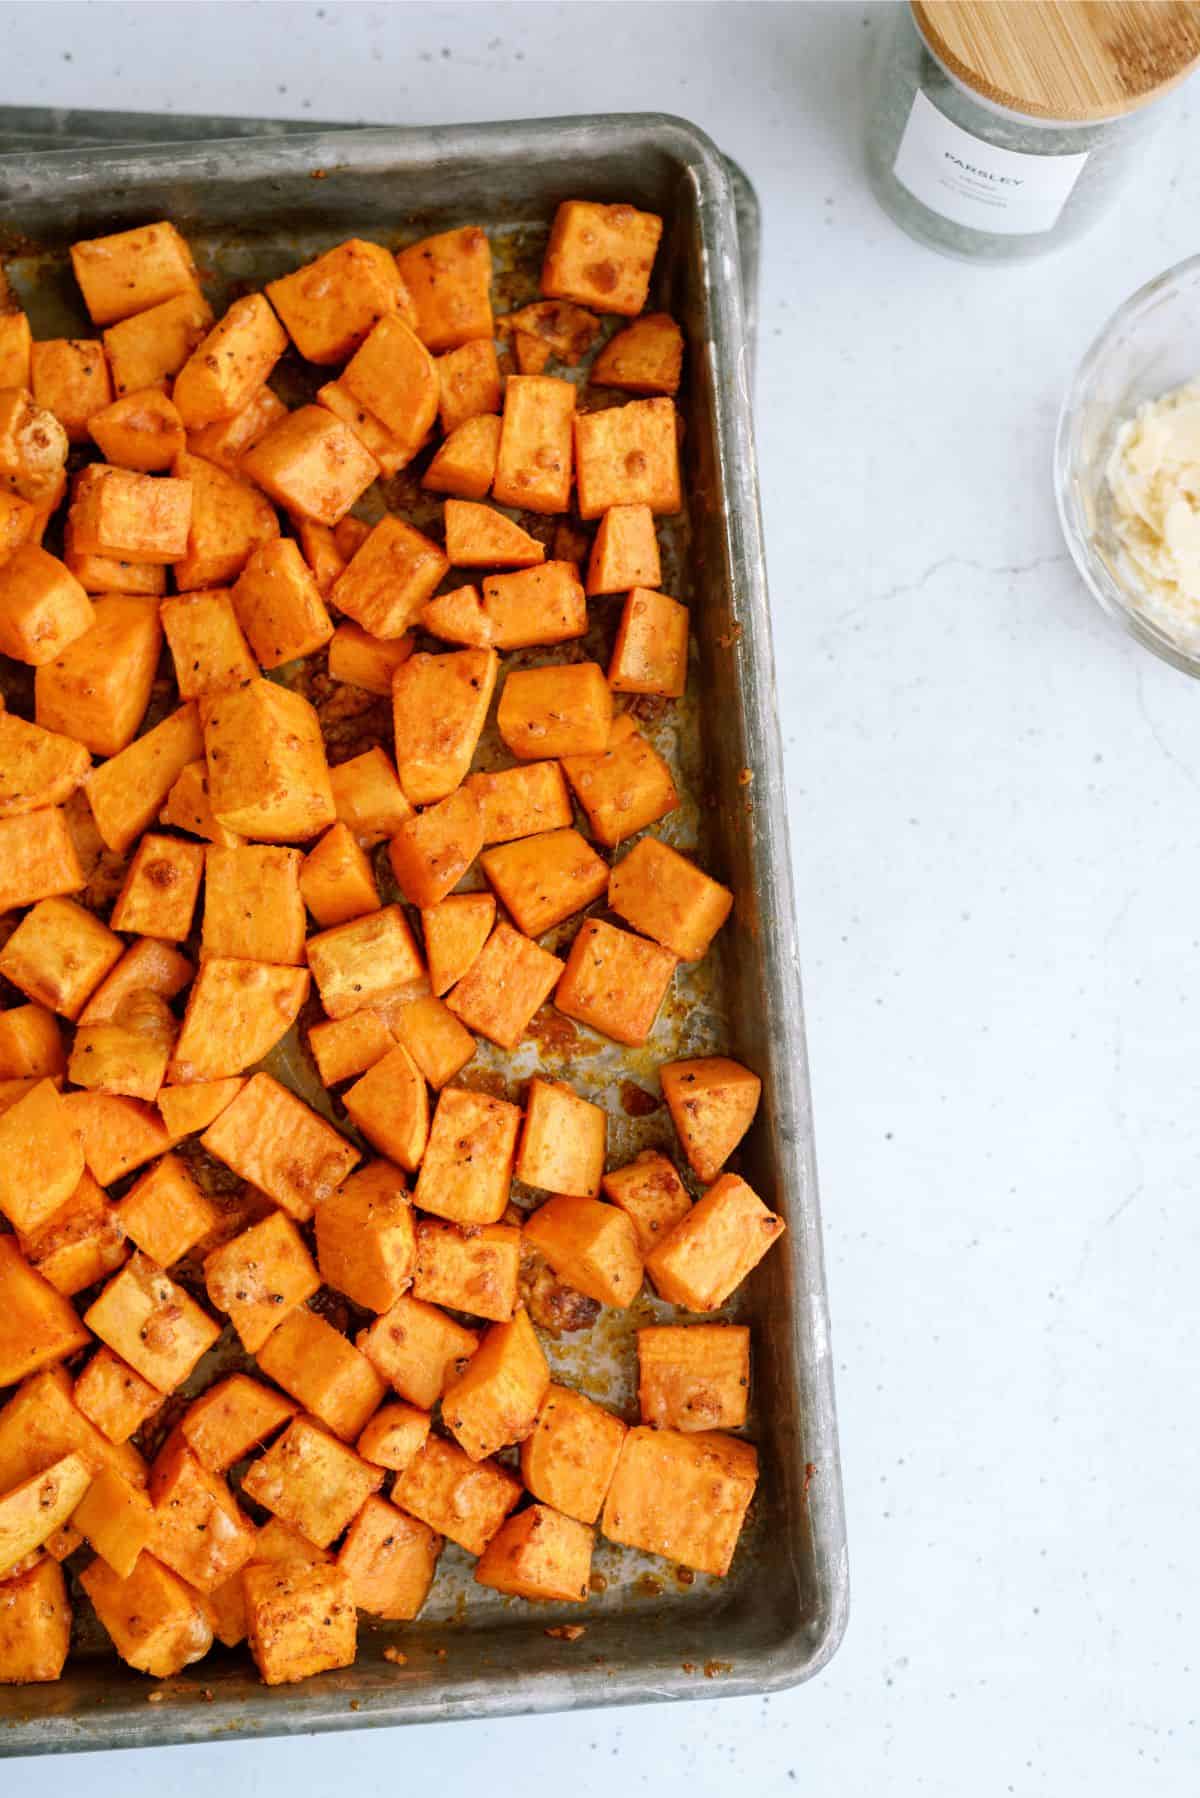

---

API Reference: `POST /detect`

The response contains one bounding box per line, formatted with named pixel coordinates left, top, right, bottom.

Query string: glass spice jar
left=866, top=1, right=1200, bottom=263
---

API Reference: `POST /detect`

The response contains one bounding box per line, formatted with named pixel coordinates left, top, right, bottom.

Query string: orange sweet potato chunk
left=659, top=1056, right=762, bottom=1183
left=331, top=515, right=448, bottom=639
left=0, top=1003, right=65, bottom=1079
left=608, top=586, right=688, bottom=697
left=0, top=1556, right=72, bottom=1682
left=83, top=1253, right=220, bottom=1394
left=574, top=398, right=682, bottom=519
left=481, top=561, right=586, bottom=650
left=585, top=502, right=661, bottom=595
left=0, top=1237, right=92, bottom=1387
left=422, top=412, right=502, bottom=500
left=161, top=588, right=258, bottom=700
left=607, top=837, right=732, bottom=963
left=496, top=663, right=611, bottom=760
left=442, top=1307, right=550, bottom=1462
left=110, top=833, right=204, bottom=940
left=30, top=338, right=113, bottom=442
left=600, top=1150, right=691, bottom=1258
left=474, top=1502, right=593, bottom=1603
left=243, top=1561, right=357, bottom=1685
left=180, top=1374, right=298, bottom=1473
left=0, top=898, right=122, bottom=1021
left=305, top=904, right=424, bottom=1019
left=357, top=1295, right=477, bottom=1411
left=80, top=1551, right=213, bottom=1677
left=418, top=581, right=492, bottom=647
left=411, top=1084, right=521, bottom=1226
left=71, top=220, right=199, bottom=327
left=591, top=313, right=684, bottom=395
left=343, top=1044, right=429, bottom=1173
left=492, top=375, right=575, bottom=515
left=542, top=201, right=663, bottom=317
left=202, top=677, right=335, bottom=843
left=481, top=828, right=608, bottom=938
left=392, top=1434, right=520, bottom=1557
left=200, top=1072, right=359, bottom=1223
left=644, top=1173, right=784, bottom=1312
left=396, top=225, right=493, bottom=353
left=188, top=384, right=287, bottom=476
left=86, top=702, right=205, bottom=853
left=103, top=289, right=213, bottom=397
left=256, top=1306, right=387, bottom=1441
left=560, top=726, right=679, bottom=847
left=0, top=809, right=84, bottom=913
left=516, top=1077, right=607, bottom=1199
left=519, top=1385, right=626, bottom=1525
left=232, top=537, right=333, bottom=667
left=392, top=647, right=498, bottom=806
left=34, top=594, right=161, bottom=757
left=89, top=388, right=186, bottom=472
left=266, top=238, right=410, bottom=365
left=0, top=545, right=94, bottom=666
left=315, top=1160, right=415, bottom=1314
left=240, top=405, right=379, bottom=526
left=466, top=760, right=572, bottom=846
left=445, top=921, right=562, bottom=1052
left=443, top=499, right=544, bottom=569
left=203, top=1210, right=320, bottom=1354
left=413, top=1218, right=520, bottom=1323
left=172, top=450, right=280, bottom=590
left=420, top=893, right=495, bottom=996
left=389, top=993, right=475, bottom=1091
left=523, top=1196, right=643, bottom=1310
left=299, top=821, right=380, bottom=927
left=601, top=1427, right=757, bottom=1577
left=388, top=786, right=484, bottom=910
left=78, top=938, right=193, bottom=1027
left=554, top=919, right=676, bottom=1047
left=637, top=1323, right=750, bottom=1432
left=169, top=958, right=309, bottom=1082
left=436, top=339, right=501, bottom=435
left=172, top=294, right=288, bottom=430
left=337, top=1495, right=442, bottom=1620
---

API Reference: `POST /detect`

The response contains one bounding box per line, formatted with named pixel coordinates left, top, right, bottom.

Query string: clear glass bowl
left=1056, top=253, right=1200, bottom=676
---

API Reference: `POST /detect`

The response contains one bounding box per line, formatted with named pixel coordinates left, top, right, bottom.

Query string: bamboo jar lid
left=911, top=1, right=1200, bottom=121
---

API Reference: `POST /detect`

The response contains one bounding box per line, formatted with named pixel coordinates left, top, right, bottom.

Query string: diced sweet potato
left=306, top=905, right=424, bottom=1020
left=299, top=821, right=380, bottom=927
left=326, top=619, right=414, bottom=693
left=418, top=580, right=492, bottom=646
left=159, top=758, right=240, bottom=847
left=113, top=1154, right=218, bottom=1267
left=519, top=1385, right=626, bottom=1525
left=357, top=1294, right=477, bottom=1411
left=445, top=921, right=562, bottom=1051
left=637, top=1323, right=750, bottom=1432
left=412, top=1084, right=521, bottom=1225
left=291, top=514, right=345, bottom=596
left=585, top=502, right=661, bottom=595
left=474, top=1501, right=592, bottom=1603
left=608, top=838, right=732, bottom=962
left=180, top=1375, right=297, bottom=1474
left=0, top=1556, right=71, bottom=1683
left=69, top=463, right=191, bottom=564
left=444, top=498, right=544, bottom=569
left=492, top=375, right=575, bottom=514
left=241, top=1417, right=382, bottom=1548
left=35, top=593, right=161, bottom=756
left=442, top=1307, right=549, bottom=1462
left=343, top=1044, right=429, bottom=1172
left=88, top=388, right=186, bottom=471
left=357, top=1402, right=430, bottom=1472
left=413, top=1218, right=520, bottom=1323
left=172, top=449, right=280, bottom=589
left=560, top=726, right=678, bottom=846
left=201, top=843, right=305, bottom=966
left=86, top=701, right=204, bottom=853
left=334, top=516, right=372, bottom=560
left=543, top=201, right=662, bottom=316
left=516, top=1078, right=607, bottom=1199
left=0, top=545, right=94, bottom=665
left=83, top=1254, right=219, bottom=1394
left=71, top=221, right=199, bottom=327
left=467, top=761, right=572, bottom=847
left=337, top=1494, right=442, bottom=1619
left=482, top=828, right=607, bottom=939
left=555, top=919, right=676, bottom=1047
left=200, top=1072, right=359, bottom=1222
left=0, top=1003, right=64, bottom=1084
left=81, top=1551, right=213, bottom=1676
left=150, top=1437, right=256, bottom=1591
left=0, top=1237, right=92, bottom=1388
left=110, top=833, right=204, bottom=940
left=0, top=491, right=36, bottom=564
left=169, top=957, right=309, bottom=1082
left=173, top=294, right=288, bottom=429
left=660, top=1056, right=762, bottom=1183
left=258, top=1307, right=387, bottom=1442
left=330, top=746, right=413, bottom=845
left=331, top=515, right=449, bottom=639
left=392, top=1433, right=520, bottom=1557
left=231, top=537, right=333, bottom=667
left=161, top=588, right=258, bottom=699
left=513, top=330, right=552, bottom=375
left=388, top=786, right=484, bottom=909
left=155, top=1074, right=242, bottom=1139
left=392, top=647, right=498, bottom=806
left=614, top=1427, right=758, bottom=1582
left=388, top=993, right=475, bottom=1090
left=645, top=1172, right=784, bottom=1311
left=481, top=561, right=586, bottom=649
left=499, top=299, right=602, bottom=365
left=316, top=378, right=413, bottom=478
left=0, top=310, right=32, bottom=390
left=240, top=405, right=379, bottom=525
left=601, top=1151, right=692, bottom=1257
left=0, top=388, right=68, bottom=502
left=523, top=1196, right=642, bottom=1309
left=103, top=288, right=214, bottom=396
left=437, top=339, right=501, bottom=435
left=203, top=1210, right=320, bottom=1354
left=0, top=899, right=122, bottom=1020
left=308, top=1008, right=394, bottom=1086
left=396, top=226, right=493, bottom=353
left=203, top=677, right=335, bottom=842
left=187, top=384, right=287, bottom=475
left=420, top=892, right=495, bottom=995
left=315, top=1159, right=415, bottom=1313
left=71, top=1465, right=154, bottom=1578
left=422, top=412, right=502, bottom=500
left=30, top=339, right=113, bottom=442
left=62, top=529, right=166, bottom=596
left=267, top=238, right=410, bottom=364
left=496, top=663, right=611, bottom=759
left=575, top=397, right=681, bottom=517
left=3, top=1361, right=147, bottom=1482
left=341, top=312, right=439, bottom=462
left=608, top=586, right=688, bottom=696
left=79, top=938, right=193, bottom=1027
left=68, top=1014, right=171, bottom=1103
left=592, top=312, right=684, bottom=395
left=63, top=1094, right=173, bottom=1188
left=243, top=1560, right=357, bottom=1684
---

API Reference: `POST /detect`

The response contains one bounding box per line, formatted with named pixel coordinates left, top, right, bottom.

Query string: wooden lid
left=911, top=1, right=1200, bottom=121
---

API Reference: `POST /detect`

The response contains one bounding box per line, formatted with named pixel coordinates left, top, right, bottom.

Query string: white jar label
left=892, top=90, right=1089, bottom=235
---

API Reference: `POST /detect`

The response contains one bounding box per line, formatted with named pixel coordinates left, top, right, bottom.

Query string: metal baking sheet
left=0, top=114, right=845, bottom=1755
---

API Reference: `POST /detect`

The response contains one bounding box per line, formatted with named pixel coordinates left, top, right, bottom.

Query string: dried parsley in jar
left=866, top=1, right=1200, bottom=261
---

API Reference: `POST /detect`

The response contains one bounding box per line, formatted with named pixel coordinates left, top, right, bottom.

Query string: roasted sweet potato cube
left=0, top=310, right=32, bottom=389
left=173, top=294, right=288, bottom=430
left=330, top=747, right=413, bottom=846
left=86, top=702, right=204, bottom=854
left=500, top=298, right=602, bottom=363
left=0, top=387, right=68, bottom=502
left=609, top=586, right=688, bottom=696
left=357, top=1293, right=478, bottom=1411
left=437, top=339, right=501, bottom=435
left=412, top=1084, right=521, bottom=1225
left=0, top=491, right=36, bottom=564
left=444, top=921, right=563, bottom=1051
left=160, top=588, right=257, bottom=699
left=203, top=677, right=335, bottom=842
left=79, top=938, right=193, bottom=1028
left=421, top=892, right=495, bottom=995
left=230, top=536, right=333, bottom=668
left=114, top=1155, right=218, bottom=1267
left=201, top=843, right=305, bottom=966
left=103, top=287, right=213, bottom=396
left=560, top=728, right=678, bottom=847
left=159, top=758, right=241, bottom=847
left=72, top=1465, right=154, bottom=1578
left=601, top=1151, right=691, bottom=1257
left=267, top=238, right=410, bottom=364
left=466, top=761, right=572, bottom=848
left=519, top=1385, right=626, bottom=1525
left=172, top=449, right=280, bottom=589
left=88, top=387, right=185, bottom=471
left=331, top=515, right=448, bottom=639
left=155, top=1074, right=241, bottom=1139
left=0, top=810, right=82, bottom=913
left=308, top=1009, right=394, bottom=1087
left=0, top=899, right=122, bottom=1024
left=592, top=312, right=684, bottom=395
left=575, top=397, right=681, bottom=518
left=388, top=786, right=484, bottom=910
left=585, top=503, right=660, bottom=595
left=241, top=405, right=379, bottom=526
left=326, top=619, right=414, bottom=693
left=0, top=545, right=93, bottom=668
left=444, top=498, right=544, bottom=570
left=316, top=378, right=413, bottom=478
left=84, top=1254, right=219, bottom=1394
left=603, top=1427, right=757, bottom=1576
left=257, top=1307, right=387, bottom=1442
left=523, top=1196, right=642, bottom=1309
left=413, top=1219, right=520, bottom=1323
left=341, top=312, right=439, bottom=460
left=291, top=514, right=344, bottom=596
left=492, top=375, right=575, bottom=514
left=0, top=1556, right=71, bottom=1683
left=337, top=1494, right=441, bottom=1619
left=30, top=338, right=112, bottom=442
left=0, top=1237, right=91, bottom=1387
left=334, top=515, right=372, bottom=560
left=513, top=330, right=552, bottom=375
left=357, top=1402, right=430, bottom=1472
left=555, top=919, right=675, bottom=1046
left=306, top=905, right=424, bottom=1020
left=396, top=225, right=493, bottom=353
left=149, top=1437, right=256, bottom=1591
left=187, top=384, right=287, bottom=475
left=200, top=1072, right=358, bottom=1222
left=17, top=1172, right=126, bottom=1297
left=0, top=1002, right=65, bottom=1078
left=0, top=1362, right=146, bottom=1486
left=419, top=580, right=492, bottom=646
left=343, top=1044, right=429, bottom=1172
left=314, top=1159, right=415, bottom=1313
left=422, top=412, right=502, bottom=500
left=481, top=562, right=586, bottom=650
left=660, top=1056, right=762, bottom=1183
left=63, top=1093, right=173, bottom=1186
left=243, top=1559, right=356, bottom=1684
left=517, top=1078, right=607, bottom=1199
left=71, top=220, right=199, bottom=327
left=242, top=1418, right=382, bottom=1548
left=392, top=647, right=498, bottom=807
left=180, top=1375, right=297, bottom=1474
left=496, top=663, right=611, bottom=759
left=63, top=533, right=165, bottom=597
left=110, top=833, right=204, bottom=941
left=393, top=1433, right=520, bottom=1557
left=65, top=998, right=172, bottom=1102
left=637, top=1324, right=750, bottom=1432
left=81, top=1550, right=214, bottom=1676
left=69, top=463, right=191, bottom=563
left=442, top=1307, right=549, bottom=1462
left=169, top=958, right=309, bottom=1082
left=299, top=821, right=380, bottom=927
left=482, top=828, right=607, bottom=939
left=203, top=1210, right=319, bottom=1354
left=34, top=593, right=161, bottom=756
left=389, top=994, right=475, bottom=1090
left=474, top=1501, right=592, bottom=1603
left=542, top=200, right=662, bottom=315
left=645, top=1173, right=784, bottom=1312
left=608, top=839, right=732, bottom=962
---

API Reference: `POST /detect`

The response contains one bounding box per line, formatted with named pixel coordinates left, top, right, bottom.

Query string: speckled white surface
left=3, top=3, right=1200, bottom=1792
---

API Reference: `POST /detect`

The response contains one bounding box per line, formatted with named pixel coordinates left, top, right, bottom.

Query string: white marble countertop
left=3, top=4, right=1198, bottom=1792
